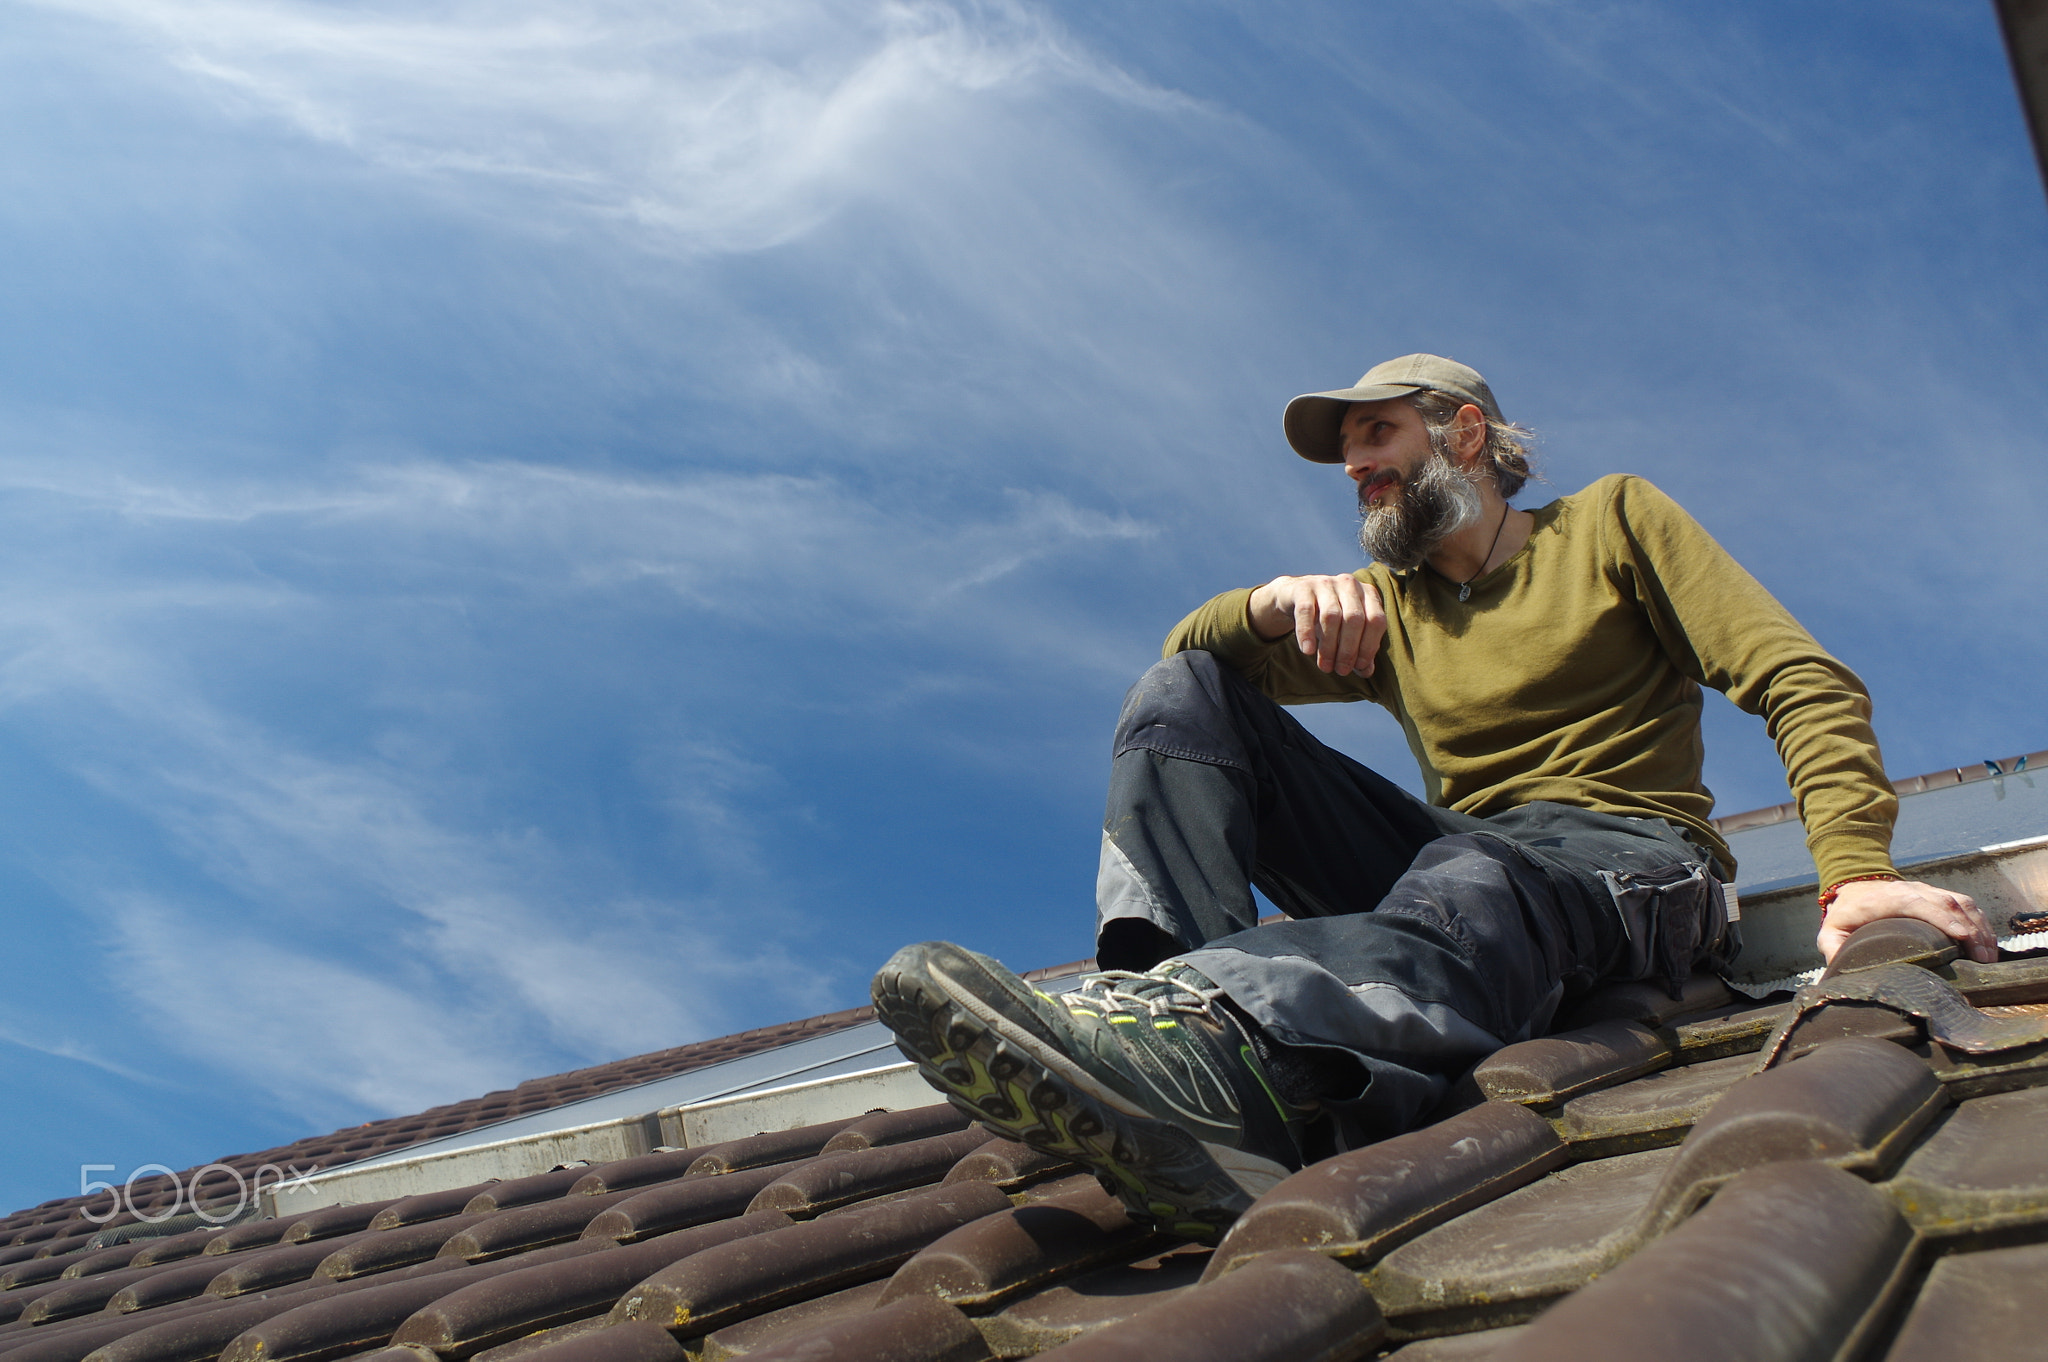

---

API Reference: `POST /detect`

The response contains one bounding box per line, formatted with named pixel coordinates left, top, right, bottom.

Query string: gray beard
left=1357, top=449, right=1485, bottom=571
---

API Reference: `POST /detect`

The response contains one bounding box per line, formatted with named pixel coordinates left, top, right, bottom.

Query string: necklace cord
left=1451, top=503, right=1511, bottom=601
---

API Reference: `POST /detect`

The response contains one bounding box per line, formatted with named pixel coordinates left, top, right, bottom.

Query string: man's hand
left=1817, top=878, right=1998, bottom=964
left=1248, top=574, right=1386, bottom=676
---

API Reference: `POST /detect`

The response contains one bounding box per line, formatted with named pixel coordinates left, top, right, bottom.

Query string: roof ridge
left=1711, top=747, right=2046, bottom=835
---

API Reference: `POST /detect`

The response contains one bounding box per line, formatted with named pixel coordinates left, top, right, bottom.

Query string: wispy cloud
left=29, top=0, right=1183, bottom=252
left=0, top=1024, right=157, bottom=1086
left=55, top=701, right=838, bottom=1122
left=0, top=453, right=1157, bottom=629
left=0, top=446, right=1157, bottom=1121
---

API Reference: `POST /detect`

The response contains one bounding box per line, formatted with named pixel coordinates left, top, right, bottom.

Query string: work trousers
left=1096, top=650, right=1733, bottom=1147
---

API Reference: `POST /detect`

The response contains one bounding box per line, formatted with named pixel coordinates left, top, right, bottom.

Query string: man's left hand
left=1817, top=878, right=1998, bottom=964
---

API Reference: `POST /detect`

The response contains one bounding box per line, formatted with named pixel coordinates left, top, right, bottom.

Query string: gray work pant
left=1096, top=651, right=1733, bottom=1146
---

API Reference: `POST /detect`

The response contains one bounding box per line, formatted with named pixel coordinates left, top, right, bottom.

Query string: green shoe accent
left=871, top=941, right=1306, bottom=1242
left=1240, top=1043, right=1295, bottom=1125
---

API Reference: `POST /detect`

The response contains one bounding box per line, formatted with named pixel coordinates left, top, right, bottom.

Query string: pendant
left=1457, top=583, right=1471, bottom=602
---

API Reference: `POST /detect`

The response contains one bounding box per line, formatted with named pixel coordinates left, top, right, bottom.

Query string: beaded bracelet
left=1817, top=872, right=1901, bottom=920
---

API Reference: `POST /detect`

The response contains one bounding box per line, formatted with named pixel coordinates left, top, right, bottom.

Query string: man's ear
left=1451, top=403, right=1487, bottom=464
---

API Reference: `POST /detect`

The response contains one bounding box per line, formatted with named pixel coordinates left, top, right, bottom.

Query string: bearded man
left=873, top=353, right=1995, bottom=1242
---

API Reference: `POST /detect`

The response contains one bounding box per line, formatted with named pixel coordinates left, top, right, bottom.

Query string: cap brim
left=1282, top=383, right=1423, bottom=463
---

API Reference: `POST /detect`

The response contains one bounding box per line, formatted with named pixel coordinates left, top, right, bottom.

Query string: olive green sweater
left=1163, top=474, right=1896, bottom=887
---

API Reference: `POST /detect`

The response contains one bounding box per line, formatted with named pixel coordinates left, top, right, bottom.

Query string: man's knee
left=1113, top=650, right=1256, bottom=769
left=1374, top=834, right=1553, bottom=959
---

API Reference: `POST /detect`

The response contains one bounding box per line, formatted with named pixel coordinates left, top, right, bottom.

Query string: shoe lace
left=1064, top=968, right=1212, bottom=1020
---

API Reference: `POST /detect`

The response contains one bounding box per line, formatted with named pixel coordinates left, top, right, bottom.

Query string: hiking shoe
left=871, top=940, right=1308, bottom=1241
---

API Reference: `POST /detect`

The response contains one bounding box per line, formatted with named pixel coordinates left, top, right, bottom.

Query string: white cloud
left=0, top=1024, right=156, bottom=1085
left=108, top=892, right=519, bottom=1117
left=0, top=451, right=1157, bottom=629
left=20, top=0, right=1269, bottom=481
left=60, top=703, right=834, bottom=1120
left=29, top=0, right=1180, bottom=253
left=0, top=444, right=1161, bottom=1119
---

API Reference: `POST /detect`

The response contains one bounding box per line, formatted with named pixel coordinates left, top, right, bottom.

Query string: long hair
left=1406, top=390, right=1537, bottom=499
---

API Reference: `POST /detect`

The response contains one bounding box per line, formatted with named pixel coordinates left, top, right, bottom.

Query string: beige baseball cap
left=1283, top=354, right=1504, bottom=464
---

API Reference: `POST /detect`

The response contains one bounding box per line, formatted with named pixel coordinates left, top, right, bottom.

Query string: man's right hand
left=1248, top=574, right=1387, bottom=677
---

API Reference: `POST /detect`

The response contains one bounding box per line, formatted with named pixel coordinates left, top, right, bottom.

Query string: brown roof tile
left=1548, top=1050, right=1754, bottom=1157
left=8, top=920, right=2048, bottom=1362
left=694, top=1278, right=891, bottom=1361
left=816, top=1107, right=973, bottom=1154
left=391, top=1216, right=788, bottom=1359
left=196, top=1221, right=294, bottom=1258
left=878, top=1181, right=1162, bottom=1313
left=215, top=1235, right=390, bottom=1295
left=461, top=1173, right=603, bottom=1218
left=0, top=1256, right=83, bottom=1292
left=610, top=1183, right=1010, bottom=1338
left=1638, top=1036, right=1946, bottom=1236
left=973, top=1248, right=1207, bottom=1357
left=278, top=1203, right=403, bottom=1246
left=1489, top=1162, right=1912, bottom=1362
left=104, top=1258, right=244, bottom=1316
left=467, top=1315, right=616, bottom=1362
left=1469, top=1018, right=1673, bottom=1106
left=23, top=1260, right=212, bottom=1327
left=743, top=1130, right=995, bottom=1217
left=437, top=1196, right=639, bottom=1264
left=317, top=1220, right=524, bottom=1285
left=1882, top=1237, right=2048, bottom=1362
left=371, top=1187, right=501, bottom=1234
left=564, top=1155, right=701, bottom=1200
left=1206, top=1102, right=1563, bottom=1278
left=1382, top=1326, right=1523, bottom=1359
left=1819, top=917, right=1960, bottom=978
left=681, top=1119, right=864, bottom=1178
left=89, top=1283, right=359, bottom=1362
left=736, top=1293, right=988, bottom=1362
left=1774, top=998, right=1926, bottom=1060
left=1, top=1294, right=257, bottom=1362
left=1950, top=955, right=2048, bottom=1006
left=1883, top=1082, right=2048, bottom=1236
left=49, top=1244, right=159, bottom=1282
left=214, top=1244, right=606, bottom=1362
left=1663, top=997, right=1788, bottom=1061
left=1368, top=1146, right=1678, bottom=1336
left=579, top=1164, right=805, bottom=1246
left=1028, top=1249, right=1381, bottom=1362
left=937, top=1138, right=1074, bottom=1192
left=124, top=1231, right=231, bottom=1270
left=496, top=1321, right=686, bottom=1362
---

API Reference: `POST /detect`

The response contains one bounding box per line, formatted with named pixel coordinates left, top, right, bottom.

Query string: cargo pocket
left=1598, top=862, right=1737, bottom=998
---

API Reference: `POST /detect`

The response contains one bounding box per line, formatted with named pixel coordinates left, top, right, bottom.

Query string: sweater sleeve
left=1161, top=583, right=1381, bottom=705
left=1600, top=476, right=1897, bottom=888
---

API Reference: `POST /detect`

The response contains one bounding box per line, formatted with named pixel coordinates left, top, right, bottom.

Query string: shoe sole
left=871, top=942, right=1282, bottom=1242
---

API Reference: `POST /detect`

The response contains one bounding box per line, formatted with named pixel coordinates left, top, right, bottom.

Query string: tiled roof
left=0, top=960, right=1097, bottom=1232
left=0, top=1006, right=881, bottom=1232
left=2, top=919, right=2046, bottom=1362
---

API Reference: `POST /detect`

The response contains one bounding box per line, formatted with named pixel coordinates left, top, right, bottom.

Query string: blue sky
left=0, top=0, right=2042, bottom=1215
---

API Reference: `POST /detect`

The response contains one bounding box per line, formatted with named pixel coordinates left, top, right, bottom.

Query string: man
left=872, top=354, right=1995, bottom=1242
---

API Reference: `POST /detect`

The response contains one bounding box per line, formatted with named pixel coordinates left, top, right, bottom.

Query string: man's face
left=1338, top=398, right=1434, bottom=507
left=1341, top=397, right=1484, bottom=570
